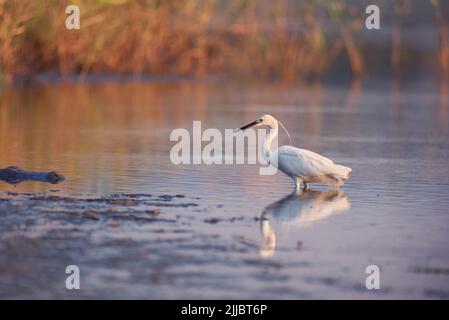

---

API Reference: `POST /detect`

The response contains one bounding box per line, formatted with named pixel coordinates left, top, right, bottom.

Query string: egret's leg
left=302, top=182, right=308, bottom=191
left=294, top=178, right=301, bottom=190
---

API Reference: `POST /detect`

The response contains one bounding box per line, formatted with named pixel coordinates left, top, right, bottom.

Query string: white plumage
left=237, top=114, right=352, bottom=190
left=259, top=189, right=350, bottom=257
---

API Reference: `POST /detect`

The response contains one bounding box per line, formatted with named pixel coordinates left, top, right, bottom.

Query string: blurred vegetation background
left=0, top=0, right=448, bottom=87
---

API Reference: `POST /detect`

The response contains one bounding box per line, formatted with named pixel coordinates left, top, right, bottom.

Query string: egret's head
left=235, top=114, right=278, bottom=132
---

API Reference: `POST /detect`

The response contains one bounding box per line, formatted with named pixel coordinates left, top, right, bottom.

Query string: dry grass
left=0, top=0, right=447, bottom=87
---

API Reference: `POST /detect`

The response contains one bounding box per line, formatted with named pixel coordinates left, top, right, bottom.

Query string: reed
left=0, top=0, right=446, bottom=87
left=431, top=0, right=449, bottom=75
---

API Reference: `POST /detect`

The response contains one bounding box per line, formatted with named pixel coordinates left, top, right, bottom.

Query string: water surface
left=1, top=81, right=449, bottom=298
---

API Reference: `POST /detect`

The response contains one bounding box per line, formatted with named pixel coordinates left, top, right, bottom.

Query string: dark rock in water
left=158, top=194, right=175, bottom=201
left=229, top=216, right=244, bottom=222
left=0, top=166, right=65, bottom=185
left=204, top=218, right=222, bottom=224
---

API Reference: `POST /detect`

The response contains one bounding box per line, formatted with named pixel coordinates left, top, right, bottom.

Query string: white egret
left=236, top=114, right=351, bottom=190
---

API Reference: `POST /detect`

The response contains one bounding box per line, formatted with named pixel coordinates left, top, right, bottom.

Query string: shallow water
left=1, top=80, right=449, bottom=299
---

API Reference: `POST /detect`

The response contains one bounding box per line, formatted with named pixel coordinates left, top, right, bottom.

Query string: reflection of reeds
left=431, top=0, right=449, bottom=75
left=0, top=0, right=447, bottom=87
left=391, top=0, right=411, bottom=75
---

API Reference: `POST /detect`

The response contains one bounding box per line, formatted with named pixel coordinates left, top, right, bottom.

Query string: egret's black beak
left=235, top=119, right=263, bottom=132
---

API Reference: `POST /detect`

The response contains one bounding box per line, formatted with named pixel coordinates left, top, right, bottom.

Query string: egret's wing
left=276, top=145, right=335, bottom=179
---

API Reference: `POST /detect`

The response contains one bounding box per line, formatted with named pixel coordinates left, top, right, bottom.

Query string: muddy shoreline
left=0, top=191, right=269, bottom=299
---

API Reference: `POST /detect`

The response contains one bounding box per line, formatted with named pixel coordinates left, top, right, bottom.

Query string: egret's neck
left=263, top=126, right=278, bottom=162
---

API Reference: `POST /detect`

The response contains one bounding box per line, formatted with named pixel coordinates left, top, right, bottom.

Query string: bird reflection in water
left=259, top=189, right=351, bottom=257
